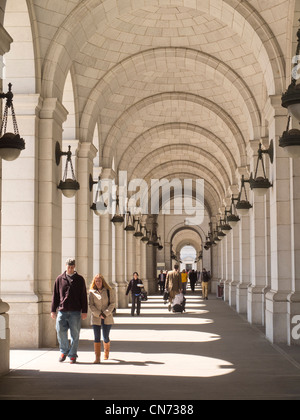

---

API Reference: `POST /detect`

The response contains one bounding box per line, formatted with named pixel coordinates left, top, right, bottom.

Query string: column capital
left=39, top=97, right=68, bottom=124
left=101, top=168, right=117, bottom=180
left=0, top=25, right=13, bottom=56
left=263, top=95, right=287, bottom=123
left=77, top=141, right=98, bottom=160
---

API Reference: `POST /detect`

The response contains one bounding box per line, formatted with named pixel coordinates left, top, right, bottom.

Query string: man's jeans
left=56, top=311, right=82, bottom=359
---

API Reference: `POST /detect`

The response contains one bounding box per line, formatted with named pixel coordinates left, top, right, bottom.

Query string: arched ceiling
left=29, top=0, right=292, bottom=215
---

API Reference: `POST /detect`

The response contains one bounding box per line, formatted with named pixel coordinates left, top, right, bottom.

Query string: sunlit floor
left=1, top=289, right=300, bottom=400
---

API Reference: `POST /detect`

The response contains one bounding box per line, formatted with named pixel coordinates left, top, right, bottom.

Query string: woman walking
left=89, top=274, right=116, bottom=364
left=126, top=272, right=144, bottom=316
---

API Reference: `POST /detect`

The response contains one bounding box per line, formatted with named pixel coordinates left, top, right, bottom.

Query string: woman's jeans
left=131, top=293, right=141, bottom=316
left=92, top=319, right=112, bottom=344
left=56, top=311, right=81, bottom=359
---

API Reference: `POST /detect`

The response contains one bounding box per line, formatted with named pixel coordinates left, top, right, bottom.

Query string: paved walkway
left=1, top=291, right=300, bottom=400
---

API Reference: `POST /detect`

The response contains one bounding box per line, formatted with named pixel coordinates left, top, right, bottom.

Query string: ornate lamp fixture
left=111, top=195, right=124, bottom=225
left=226, top=195, right=240, bottom=228
left=157, top=236, right=164, bottom=251
left=279, top=115, right=300, bottom=158
left=0, top=83, right=25, bottom=161
left=133, top=217, right=144, bottom=238
left=236, top=175, right=253, bottom=216
left=90, top=174, right=108, bottom=216
left=56, top=142, right=80, bottom=198
left=249, top=140, right=273, bottom=197
left=220, top=215, right=232, bottom=232
left=141, top=226, right=150, bottom=243
left=124, top=211, right=135, bottom=232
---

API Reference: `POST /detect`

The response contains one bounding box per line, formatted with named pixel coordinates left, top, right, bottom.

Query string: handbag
left=141, top=288, right=148, bottom=301
left=163, top=290, right=169, bottom=301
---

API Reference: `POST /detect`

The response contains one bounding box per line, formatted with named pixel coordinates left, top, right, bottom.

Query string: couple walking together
left=51, top=259, right=141, bottom=365
left=51, top=259, right=143, bottom=364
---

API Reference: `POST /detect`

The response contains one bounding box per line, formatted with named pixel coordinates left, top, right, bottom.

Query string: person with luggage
left=172, top=291, right=186, bottom=313
left=165, top=264, right=182, bottom=312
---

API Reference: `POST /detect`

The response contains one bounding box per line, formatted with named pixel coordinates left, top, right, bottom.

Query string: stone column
left=76, top=142, right=97, bottom=288
left=236, top=211, right=251, bottom=314
left=247, top=141, right=268, bottom=326
left=38, top=98, right=68, bottom=347
left=1, top=93, right=43, bottom=348
left=223, top=232, right=232, bottom=303
left=114, top=221, right=128, bottom=308
left=265, top=96, right=293, bottom=344
left=229, top=222, right=240, bottom=308
left=140, top=240, right=148, bottom=290
left=99, top=168, right=115, bottom=284
left=288, top=141, right=300, bottom=346
left=211, top=216, right=219, bottom=294
left=126, top=229, right=136, bottom=282
left=61, top=139, right=78, bottom=271
left=0, top=21, right=12, bottom=373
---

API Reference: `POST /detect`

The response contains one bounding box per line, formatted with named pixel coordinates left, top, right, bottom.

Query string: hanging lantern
left=249, top=141, right=273, bottom=197
left=56, top=142, right=80, bottom=198
left=0, top=83, right=25, bottom=161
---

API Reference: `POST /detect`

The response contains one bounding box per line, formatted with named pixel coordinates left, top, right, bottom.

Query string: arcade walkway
left=1, top=291, right=300, bottom=400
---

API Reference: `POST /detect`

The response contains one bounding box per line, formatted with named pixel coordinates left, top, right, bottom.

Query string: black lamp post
left=0, top=83, right=25, bottom=161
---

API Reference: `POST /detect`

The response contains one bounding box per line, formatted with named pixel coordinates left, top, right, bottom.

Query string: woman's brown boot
left=93, top=342, right=101, bottom=364
left=104, top=341, right=110, bottom=360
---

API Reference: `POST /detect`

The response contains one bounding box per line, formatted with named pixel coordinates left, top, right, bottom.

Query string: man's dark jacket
left=51, top=271, right=88, bottom=313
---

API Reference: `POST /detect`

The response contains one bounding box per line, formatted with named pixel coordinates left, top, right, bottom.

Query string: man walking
left=165, top=264, right=182, bottom=312
left=51, top=258, right=88, bottom=363
left=157, top=270, right=166, bottom=295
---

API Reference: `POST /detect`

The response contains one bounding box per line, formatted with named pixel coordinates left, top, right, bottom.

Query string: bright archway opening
left=180, top=245, right=197, bottom=272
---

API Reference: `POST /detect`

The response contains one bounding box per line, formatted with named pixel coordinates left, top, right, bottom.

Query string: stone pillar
left=38, top=98, right=68, bottom=348
left=288, top=144, right=300, bottom=346
left=76, top=142, right=97, bottom=288
left=99, top=168, right=115, bottom=284
left=211, top=216, right=219, bottom=294
left=0, top=21, right=12, bottom=373
left=1, top=93, right=43, bottom=348
left=61, top=139, right=78, bottom=271
left=229, top=222, right=240, bottom=308
left=140, top=240, right=149, bottom=292
left=223, top=232, right=232, bottom=303
left=247, top=140, right=268, bottom=326
left=236, top=211, right=251, bottom=314
left=265, top=96, right=293, bottom=344
left=114, top=221, right=128, bottom=308
left=126, top=229, right=136, bottom=282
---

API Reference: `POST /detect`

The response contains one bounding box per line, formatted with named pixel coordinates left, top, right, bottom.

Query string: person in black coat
left=189, top=269, right=198, bottom=293
left=126, top=272, right=144, bottom=316
left=157, top=270, right=167, bottom=294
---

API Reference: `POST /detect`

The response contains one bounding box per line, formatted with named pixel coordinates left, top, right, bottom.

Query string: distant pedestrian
left=157, top=270, right=166, bottom=294
left=89, top=274, right=116, bottom=364
left=189, top=269, right=197, bottom=293
left=51, top=258, right=88, bottom=364
left=126, top=272, right=144, bottom=316
left=181, top=269, right=188, bottom=294
left=201, top=268, right=211, bottom=300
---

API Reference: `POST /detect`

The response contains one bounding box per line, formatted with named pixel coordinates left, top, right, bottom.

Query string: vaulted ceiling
left=25, top=0, right=294, bottom=214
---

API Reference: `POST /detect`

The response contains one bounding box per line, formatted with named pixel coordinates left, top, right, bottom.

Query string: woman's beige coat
left=89, top=288, right=116, bottom=326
